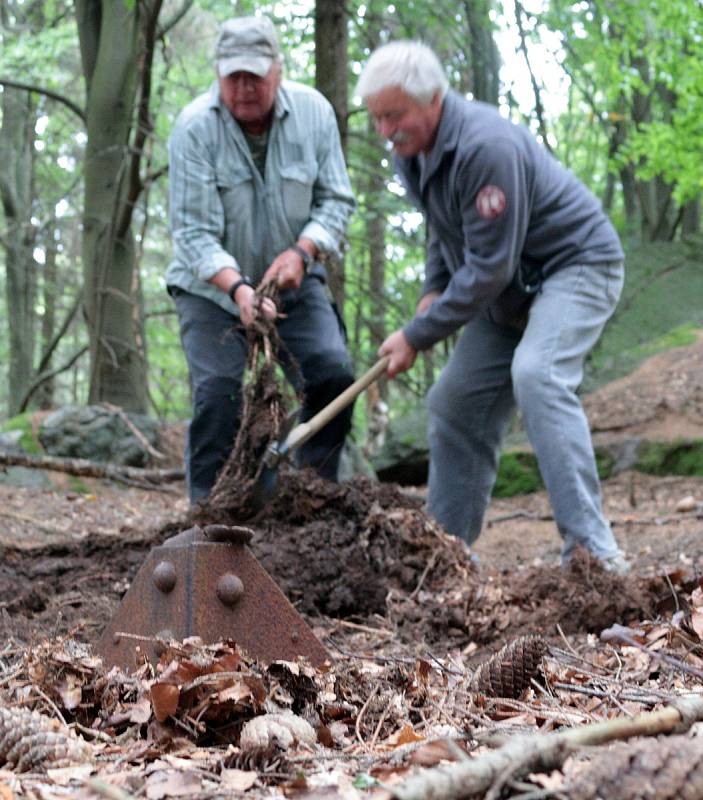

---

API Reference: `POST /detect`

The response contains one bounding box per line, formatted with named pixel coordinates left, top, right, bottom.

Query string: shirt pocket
left=217, top=166, right=255, bottom=224
left=280, top=162, right=315, bottom=232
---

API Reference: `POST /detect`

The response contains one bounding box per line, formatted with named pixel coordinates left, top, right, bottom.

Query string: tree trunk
left=314, top=0, right=349, bottom=312
left=0, top=87, right=38, bottom=417
left=75, top=0, right=148, bottom=412
left=462, top=0, right=500, bottom=105
left=36, top=211, right=58, bottom=409
left=681, top=198, right=700, bottom=237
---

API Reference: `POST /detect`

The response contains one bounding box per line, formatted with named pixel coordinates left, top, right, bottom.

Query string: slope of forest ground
left=0, top=337, right=702, bottom=799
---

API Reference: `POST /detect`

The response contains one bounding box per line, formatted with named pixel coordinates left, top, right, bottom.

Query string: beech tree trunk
left=75, top=0, right=150, bottom=412
left=0, top=87, right=38, bottom=417
left=314, top=0, right=349, bottom=312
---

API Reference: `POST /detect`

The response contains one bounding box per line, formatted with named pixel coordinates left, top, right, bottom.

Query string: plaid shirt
left=166, top=80, right=355, bottom=312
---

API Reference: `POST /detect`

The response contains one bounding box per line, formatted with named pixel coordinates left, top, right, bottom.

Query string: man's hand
left=234, top=284, right=277, bottom=327
left=261, top=240, right=316, bottom=290
left=379, top=329, right=417, bottom=378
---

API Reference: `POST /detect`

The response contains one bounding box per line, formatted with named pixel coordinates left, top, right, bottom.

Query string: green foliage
left=540, top=0, right=703, bottom=214
left=585, top=236, right=703, bottom=390
left=353, top=773, right=379, bottom=791
left=635, top=440, right=703, bottom=478
left=1, top=0, right=701, bottom=431
left=68, top=476, right=93, bottom=494
left=0, top=413, right=42, bottom=454
left=493, top=451, right=543, bottom=497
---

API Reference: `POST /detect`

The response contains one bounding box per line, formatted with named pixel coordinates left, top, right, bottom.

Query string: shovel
left=250, top=356, right=389, bottom=508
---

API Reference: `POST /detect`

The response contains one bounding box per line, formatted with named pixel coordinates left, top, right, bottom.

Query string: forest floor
left=0, top=337, right=702, bottom=799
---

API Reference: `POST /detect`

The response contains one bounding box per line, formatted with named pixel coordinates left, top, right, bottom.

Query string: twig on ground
left=99, top=402, right=167, bottom=461
left=87, top=778, right=137, bottom=800
left=354, top=685, right=380, bottom=752
left=0, top=451, right=184, bottom=489
left=390, top=695, right=703, bottom=800
left=27, top=686, right=67, bottom=725
left=409, top=552, right=439, bottom=600
left=602, top=623, right=703, bottom=681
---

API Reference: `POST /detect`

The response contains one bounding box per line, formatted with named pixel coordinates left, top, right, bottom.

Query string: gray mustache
left=389, top=131, right=410, bottom=144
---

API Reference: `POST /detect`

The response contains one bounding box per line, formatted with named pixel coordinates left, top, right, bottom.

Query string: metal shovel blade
left=249, top=356, right=389, bottom=509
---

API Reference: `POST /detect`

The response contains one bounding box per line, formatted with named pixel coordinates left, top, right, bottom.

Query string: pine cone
left=0, top=706, right=93, bottom=772
left=469, top=635, right=548, bottom=698
left=567, top=735, right=703, bottom=799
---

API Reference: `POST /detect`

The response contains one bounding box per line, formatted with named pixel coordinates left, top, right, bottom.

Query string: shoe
left=599, top=552, right=631, bottom=575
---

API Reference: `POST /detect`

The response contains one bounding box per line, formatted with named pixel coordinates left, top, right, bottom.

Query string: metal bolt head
left=291, top=632, right=300, bottom=644
left=216, top=573, right=244, bottom=607
left=153, top=560, right=177, bottom=593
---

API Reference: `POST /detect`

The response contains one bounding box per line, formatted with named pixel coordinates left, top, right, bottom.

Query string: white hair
left=355, top=41, right=449, bottom=105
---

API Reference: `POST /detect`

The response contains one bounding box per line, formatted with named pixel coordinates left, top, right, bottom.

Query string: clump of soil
left=207, top=305, right=290, bottom=518
left=250, top=469, right=470, bottom=617
left=0, top=468, right=671, bottom=652
left=0, top=534, right=153, bottom=643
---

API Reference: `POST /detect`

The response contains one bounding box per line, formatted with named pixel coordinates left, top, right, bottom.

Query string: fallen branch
left=391, top=695, right=703, bottom=800
left=601, top=622, right=703, bottom=681
left=0, top=451, right=183, bottom=489
left=99, top=402, right=166, bottom=461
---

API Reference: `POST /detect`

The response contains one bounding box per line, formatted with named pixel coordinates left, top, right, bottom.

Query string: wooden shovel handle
left=283, top=356, right=390, bottom=455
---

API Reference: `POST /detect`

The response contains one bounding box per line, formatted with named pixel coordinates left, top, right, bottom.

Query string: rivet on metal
left=216, top=573, right=244, bottom=607
left=291, top=632, right=300, bottom=643
left=113, top=633, right=121, bottom=645
left=153, top=560, right=177, bottom=593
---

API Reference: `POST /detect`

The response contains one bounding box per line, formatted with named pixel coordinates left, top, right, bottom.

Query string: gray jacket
left=398, top=91, right=624, bottom=350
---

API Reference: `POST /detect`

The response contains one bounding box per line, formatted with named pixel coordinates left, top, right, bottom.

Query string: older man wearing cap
left=167, top=16, right=356, bottom=503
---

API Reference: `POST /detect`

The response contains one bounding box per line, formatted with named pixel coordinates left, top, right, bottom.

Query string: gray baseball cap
left=215, top=16, right=281, bottom=78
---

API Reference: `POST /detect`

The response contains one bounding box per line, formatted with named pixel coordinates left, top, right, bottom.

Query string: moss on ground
left=635, top=440, right=703, bottom=477
left=0, top=413, right=43, bottom=454
left=493, top=440, right=703, bottom=498
left=585, top=235, right=703, bottom=391
left=493, top=451, right=543, bottom=497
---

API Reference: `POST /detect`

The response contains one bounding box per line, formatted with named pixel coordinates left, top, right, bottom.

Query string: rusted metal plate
left=98, top=526, right=330, bottom=671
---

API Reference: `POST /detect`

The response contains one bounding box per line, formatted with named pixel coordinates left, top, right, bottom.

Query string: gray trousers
left=173, top=277, right=354, bottom=502
left=426, top=261, right=625, bottom=562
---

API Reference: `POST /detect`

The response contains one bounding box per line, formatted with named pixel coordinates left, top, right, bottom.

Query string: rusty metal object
left=153, top=561, right=177, bottom=593
left=98, top=525, right=330, bottom=670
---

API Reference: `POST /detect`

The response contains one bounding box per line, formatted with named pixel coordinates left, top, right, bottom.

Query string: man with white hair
left=357, top=41, right=629, bottom=573
left=167, top=16, right=356, bottom=503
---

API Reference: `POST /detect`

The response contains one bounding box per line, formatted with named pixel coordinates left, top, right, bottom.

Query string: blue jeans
left=426, top=261, right=625, bottom=562
left=173, top=277, right=354, bottom=502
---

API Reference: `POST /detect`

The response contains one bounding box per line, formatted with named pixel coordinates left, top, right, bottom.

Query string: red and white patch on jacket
left=475, top=185, right=507, bottom=219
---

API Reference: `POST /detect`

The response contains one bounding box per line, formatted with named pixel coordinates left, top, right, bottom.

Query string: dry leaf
left=675, top=495, right=697, bottom=512
left=56, top=676, right=82, bottom=710
left=221, top=768, right=258, bottom=791
left=691, top=609, right=703, bottom=641
left=145, top=769, right=202, bottom=799
left=151, top=683, right=180, bottom=723
left=216, top=680, right=253, bottom=704
left=128, top=698, right=153, bottom=724
left=409, top=739, right=463, bottom=766
left=46, top=764, right=94, bottom=784
left=527, top=770, right=566, bottom=790
left=382, top=724, right=425, bottom=749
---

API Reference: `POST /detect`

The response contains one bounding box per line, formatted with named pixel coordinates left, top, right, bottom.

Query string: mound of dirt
left=0, top=470, right=672, bottom=652
left=585, top=332, right=703, bottom=439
